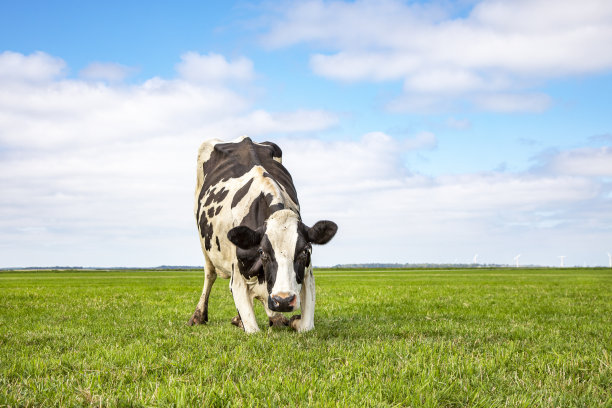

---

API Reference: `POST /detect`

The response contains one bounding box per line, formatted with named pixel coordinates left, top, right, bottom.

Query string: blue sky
left=1, top=0, right=611, bottom=267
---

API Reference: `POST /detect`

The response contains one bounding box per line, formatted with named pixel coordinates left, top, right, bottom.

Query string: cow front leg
left=188, top=258, right=217, bottom=326
left=291, top=267, right=315, bottom=332
left=230, top=275, right=260, bottom=333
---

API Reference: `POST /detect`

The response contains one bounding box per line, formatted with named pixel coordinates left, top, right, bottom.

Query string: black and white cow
left=188, top=136, right=337, bottom=333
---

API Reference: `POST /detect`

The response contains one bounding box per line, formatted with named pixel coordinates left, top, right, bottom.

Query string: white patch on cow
left=265, top=209, right=301, bottom=309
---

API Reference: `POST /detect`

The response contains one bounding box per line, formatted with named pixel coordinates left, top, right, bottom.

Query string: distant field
left=1, top=268, right=611, bottom=407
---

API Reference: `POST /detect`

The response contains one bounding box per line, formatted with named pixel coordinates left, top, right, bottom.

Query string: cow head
left=227, top=209, right=337, bottom=313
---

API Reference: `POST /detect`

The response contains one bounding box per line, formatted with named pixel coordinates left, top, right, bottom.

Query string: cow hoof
left=269, top=315, right=290, bottom=327
left=289, top=314, right=302, bottom=330
left=187, top=310, right=207, bottom=326
left=231, top=315, right=244, bottom=329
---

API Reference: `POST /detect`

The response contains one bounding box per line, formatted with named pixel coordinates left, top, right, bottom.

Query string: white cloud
left=310, top=52, right=419, bottom=82
left=282, top=132, right=408, bottom=195
left=0, top=50, right=66, bottom=83
left=175, top=52, right=254, bottom=83
left=547, top=147, right=612, bottom=176
left=446, top=117, right=472, bottom=130
left=403, top=69, right=489, bottom=94
left=473, top=93, right=552, bottom=113
left=0, top=51, right=338, bottom=152
left=79, top=62, right=137, bottom=82
left=276, top=135, right=608, bottom=266
left=0, top=77, right=250, bottom=149
left=263, top=0, right=612, bottom=112
left=223, top=109, right=338, bottom=135
left=1, top=50, right=609, bottom=267
left=0, top=51, right=337, bottom=267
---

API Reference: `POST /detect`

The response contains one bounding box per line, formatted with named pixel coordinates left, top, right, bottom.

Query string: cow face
left=227, top=210, right=337, bottom=313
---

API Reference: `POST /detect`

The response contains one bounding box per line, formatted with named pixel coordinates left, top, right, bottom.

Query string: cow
left=188, top=136, right=338, bottom=333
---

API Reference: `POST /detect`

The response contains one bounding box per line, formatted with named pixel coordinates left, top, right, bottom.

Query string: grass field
left=1, top=268, right=611, bottom=407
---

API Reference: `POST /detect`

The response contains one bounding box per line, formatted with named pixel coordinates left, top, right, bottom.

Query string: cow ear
left=306, top=221, right=338, bottom=245
left=227, top=226, right=262, bottom=249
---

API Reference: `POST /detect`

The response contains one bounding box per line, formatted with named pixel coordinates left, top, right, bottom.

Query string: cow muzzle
left=268, top=292, right=298, bottom=312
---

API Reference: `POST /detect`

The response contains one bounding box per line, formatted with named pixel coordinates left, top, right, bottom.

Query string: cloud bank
left=0, top=51, right=337, bottom=267
left=0, top=49, right=610, bottom=267
left=280, top=135, right=611, bottom=266
left=262, top=0, right=612, bottom=112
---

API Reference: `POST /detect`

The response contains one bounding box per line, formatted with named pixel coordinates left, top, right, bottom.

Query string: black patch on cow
left=215, top=236, right=221, bottom=251
left=293, top=237, right=311, bottom=285
left=257, top=267, right=265, bottom=284
left=251, top=258, right=265, bottom=284
left=235, top=247, right=265, bottom=283
left=201, top=138, right=298, bottom=207
left=199, top=216, right=214, bottom=251
left=215, top=206, right=222, bottom=216
left=257, top=235, right=278, bottom=293
left=204, top=186, right=229, bottom=207
left=196, top=187, right=229, bottom=226
left=207, top=207, right=215, bottom=218
left=231, top=178, right=254, bottom=209
left=268, top=203, right=285, bottom=213
left=237, top=192, right=285, bottom=233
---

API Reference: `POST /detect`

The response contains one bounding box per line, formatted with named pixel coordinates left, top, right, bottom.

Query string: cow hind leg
left=188, top=259, right=217, bottom=326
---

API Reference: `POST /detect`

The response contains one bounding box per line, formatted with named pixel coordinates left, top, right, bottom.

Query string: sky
left=1, top=0, right=611, bottom=268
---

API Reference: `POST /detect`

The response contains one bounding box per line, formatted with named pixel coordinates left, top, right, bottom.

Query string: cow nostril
left=269, top=293, right=297, bottom=311
left=271, top=294, right=295, bottom=304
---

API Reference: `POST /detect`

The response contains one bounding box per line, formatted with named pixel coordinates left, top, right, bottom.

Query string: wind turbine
left=558, top=255, right=566, bottom=267
left=514, top=254, right=521, bottom=268
left=607, top=252, right=611, bottom=268
left=473, top=254, right=479, bottom=264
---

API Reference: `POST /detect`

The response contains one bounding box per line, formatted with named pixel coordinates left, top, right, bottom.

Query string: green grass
left=1, top=268, right=611, bottom=407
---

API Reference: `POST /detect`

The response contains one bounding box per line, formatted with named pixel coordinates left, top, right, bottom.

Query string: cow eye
left=258, top=248, right=268, bottom=260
